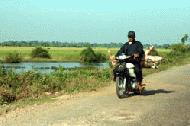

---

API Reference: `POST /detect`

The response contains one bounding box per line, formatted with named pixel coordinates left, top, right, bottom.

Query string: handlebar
left=115, top=56, right=132, bottom=61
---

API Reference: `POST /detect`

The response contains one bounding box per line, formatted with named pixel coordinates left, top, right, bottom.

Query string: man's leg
left=134, top=62, right=146, bottom=95
left=134, top=62, right=143, bottom=84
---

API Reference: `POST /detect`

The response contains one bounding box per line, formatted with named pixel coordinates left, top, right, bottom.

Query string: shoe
left=136, top=82, right=145, bottom=94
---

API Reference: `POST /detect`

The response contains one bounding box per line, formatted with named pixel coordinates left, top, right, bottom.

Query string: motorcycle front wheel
left=116, top=77, right=128, bottom=99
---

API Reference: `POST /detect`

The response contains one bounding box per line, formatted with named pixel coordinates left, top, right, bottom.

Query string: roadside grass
left=0, top=96, right=55, bottom=115
left=1, top=56, right=190, bottom=115
left=143, top=52, right=190, bottom=76
left=0, top=67, right=112, bottom=114
left=0, top=46, right=189, bottom=115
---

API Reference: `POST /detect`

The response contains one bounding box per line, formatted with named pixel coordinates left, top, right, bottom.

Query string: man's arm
left=136, top=42, right=144, bottom=59
left=141, top=49, right=145, bottom=67
left=135, top=41, right=145, bottom=66
left=109, top=44, right=126, bottom=67
left=115, top=44, right=126, bottom=57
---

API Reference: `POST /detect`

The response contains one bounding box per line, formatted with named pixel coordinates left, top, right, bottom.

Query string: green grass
left=156, top=48, right=171, bottom=57
left=0, top=67, right=112, bottom=114
left=1, top=53, right=190, bottom=115
left=0, top=46, right=190, bottom=115
left=0, top=47, right=167, bottom=62
left=0, top=95, right=55, bottom=115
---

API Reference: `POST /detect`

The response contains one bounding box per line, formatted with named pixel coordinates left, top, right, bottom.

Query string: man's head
left=128, top=31, right=136, bottom=42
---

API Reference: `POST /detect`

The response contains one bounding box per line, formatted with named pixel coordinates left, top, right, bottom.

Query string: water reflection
left=0, top=62, right=109, bottom=73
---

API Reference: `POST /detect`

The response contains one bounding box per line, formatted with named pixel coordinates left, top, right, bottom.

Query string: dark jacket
left=115, top=41, right=145, bottom=61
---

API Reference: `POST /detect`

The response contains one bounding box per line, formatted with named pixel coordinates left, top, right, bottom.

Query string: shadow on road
left=142, top=89, right=174, bottom=96
left=118, top=89, right=174, bottom=99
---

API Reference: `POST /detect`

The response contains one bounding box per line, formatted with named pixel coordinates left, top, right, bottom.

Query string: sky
left=0, top=0, right=190, bottom=44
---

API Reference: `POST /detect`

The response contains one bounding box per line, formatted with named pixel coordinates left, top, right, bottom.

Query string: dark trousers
left=131, top=60, right=143, bottom=83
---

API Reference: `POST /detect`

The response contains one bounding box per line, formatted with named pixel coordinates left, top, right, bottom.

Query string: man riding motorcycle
left=114, top=31, right=145, bottom=89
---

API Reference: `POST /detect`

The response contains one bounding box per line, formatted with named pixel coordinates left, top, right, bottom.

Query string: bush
left=31, top=47, right=51, bottom=59
left=80, top=47, right=97, bottom=63
left=163, top=43, right=190, bottom=64
left=171, top=43, right=189, bottom=52
left=149, top=49, right=159, bottom=56
left=80, top=47, right=107, bottom=63
left=95, top=52, right=107, bottom=62
left=5, top=52, right=22, bottom=63
left=169, top=43, right=190, bottom=56
left=0, top=91, right=16, bottom=104
left=0, top=67, right=112, bottom=104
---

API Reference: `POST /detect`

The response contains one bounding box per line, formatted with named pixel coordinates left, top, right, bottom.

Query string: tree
left=181, top=34, right=189, bottom=44
left=5, top=52, right=22, bottom=63
left=80, top=47, right=106, bottom=63
left=31, top=47, right=51, bottom=59
left=80, top=47, right=97, bottom=63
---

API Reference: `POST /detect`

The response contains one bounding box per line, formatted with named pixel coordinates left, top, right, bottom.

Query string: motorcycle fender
left=126, top=63, right=135, bottom=69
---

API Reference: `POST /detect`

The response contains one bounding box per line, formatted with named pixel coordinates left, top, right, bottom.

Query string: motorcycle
left=113, top=53, right=144, bottom=98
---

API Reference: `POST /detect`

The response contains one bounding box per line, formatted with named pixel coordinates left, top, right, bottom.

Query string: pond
left=0, top=62, right=110, bottom=73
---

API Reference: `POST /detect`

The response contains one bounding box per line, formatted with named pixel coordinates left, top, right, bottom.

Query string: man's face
left=128, top=37, right=134, bottom=42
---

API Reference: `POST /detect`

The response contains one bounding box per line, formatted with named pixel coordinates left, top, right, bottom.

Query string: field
left=1, top=45, right=190, bottom=114
left=0, top=47, right=169, bottom=62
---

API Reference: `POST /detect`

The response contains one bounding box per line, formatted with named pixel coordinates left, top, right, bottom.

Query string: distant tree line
left=0, top=41, right=173, bottom=48
left=0, top=41, right=123, bottom=48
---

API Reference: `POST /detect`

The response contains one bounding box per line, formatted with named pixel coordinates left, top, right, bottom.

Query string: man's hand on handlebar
left=133, top=53, right=140, bottom=60
left=109, top=55, right=117, bottom=66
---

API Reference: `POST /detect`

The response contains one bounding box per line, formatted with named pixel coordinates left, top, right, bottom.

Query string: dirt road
left=1, top=64, right=190, bottom=126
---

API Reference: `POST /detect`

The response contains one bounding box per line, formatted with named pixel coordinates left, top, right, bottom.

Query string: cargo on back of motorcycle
left=111, top=31, right=145, bottom=98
